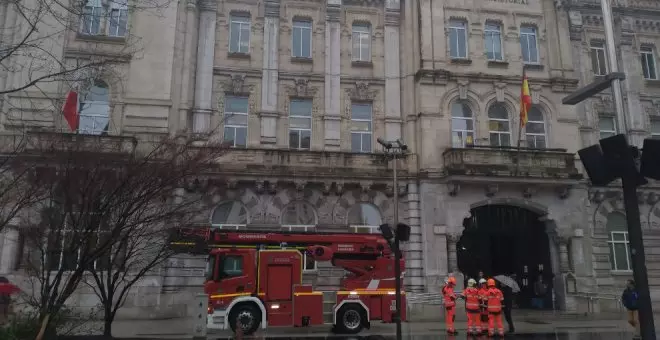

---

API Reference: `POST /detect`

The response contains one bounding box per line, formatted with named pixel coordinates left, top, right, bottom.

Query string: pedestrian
left=478, top=278, right=489, bottom=334
left=442, top=276, right=458, bottom=335
left=532, top=274, right=547, bottom=309
left=500, top=276, right=516, bottom=333
left=486, top=278, right=504, bottom=337
left=621, top=279, right=641, bottom=339
left=462, top=278, right=481, bottom=335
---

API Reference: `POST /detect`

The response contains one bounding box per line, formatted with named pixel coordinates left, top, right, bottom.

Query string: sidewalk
left=106, top=310, right=650, bottom=339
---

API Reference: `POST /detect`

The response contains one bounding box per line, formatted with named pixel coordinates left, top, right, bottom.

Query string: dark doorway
left=457, top=204, right=554, bottom=310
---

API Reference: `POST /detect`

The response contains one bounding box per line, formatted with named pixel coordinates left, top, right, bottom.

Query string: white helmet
left=479, top=278, right=487, bottom=284
left=468, top=278, right=477, bottom=286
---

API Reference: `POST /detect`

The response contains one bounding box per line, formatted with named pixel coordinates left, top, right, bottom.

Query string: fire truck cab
left=171, top=228, right=406, bottom=335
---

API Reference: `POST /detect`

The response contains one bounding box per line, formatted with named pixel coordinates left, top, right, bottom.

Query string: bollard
left=192, top=293, right=208, bottom=340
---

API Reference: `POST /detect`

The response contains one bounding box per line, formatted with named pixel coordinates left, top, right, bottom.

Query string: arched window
left=524, top=106, right=546, bottom=149
left=451, top=101, right=474, bottom=147
left=281, top=201, right=317, bottom=271
left=211, top=201, right=248, bottom=230
left=79, top=81, right=110, bottom=135
left=348, top=203, right=382, bottom=234
left=606, top=212, right=631, bottom=271
left=488, top=103, right=511, bottom=147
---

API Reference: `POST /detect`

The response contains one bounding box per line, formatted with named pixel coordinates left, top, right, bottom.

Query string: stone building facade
left=0, top=0, right=656, bottom=318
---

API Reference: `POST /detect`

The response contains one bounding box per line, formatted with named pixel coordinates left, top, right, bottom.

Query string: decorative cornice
left=326, top=1, right=341, bottom=22
left=345, top=81, right=378, bottom=101
left=264, top=0, right=280, bottom=17
left=384, top=9, right=400, bottom=26
left=285, top=78, right=319, bottom=98
left=198, top=0, right=217, bottom=12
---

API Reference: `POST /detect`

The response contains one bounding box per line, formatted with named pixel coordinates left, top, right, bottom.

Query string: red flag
left=62, top=90, right=79, bottom=132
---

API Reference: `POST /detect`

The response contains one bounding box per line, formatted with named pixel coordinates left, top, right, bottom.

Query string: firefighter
left=478, top=278, right=489, bottom=333
left=442, top=276, right=458, bottom=335
left=486, top=278, right=505, bottom=337
left=463, top=278, right=481, bottom=335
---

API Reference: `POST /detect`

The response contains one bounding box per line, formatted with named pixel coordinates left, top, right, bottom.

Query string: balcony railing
left=443, top=146, right=582, bottom=179
left=214, top=148, right=394, bottom=178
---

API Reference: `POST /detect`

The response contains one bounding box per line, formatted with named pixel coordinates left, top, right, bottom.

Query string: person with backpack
left=622, top=280, right=641, bottom=339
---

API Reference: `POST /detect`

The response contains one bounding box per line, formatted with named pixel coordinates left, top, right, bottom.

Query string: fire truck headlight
left=271, top=304, right=280, bottom=309
left=349, top=291, right=358, bottom=296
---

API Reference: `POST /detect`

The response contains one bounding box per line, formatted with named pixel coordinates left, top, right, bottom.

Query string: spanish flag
left=520, top=69, right=532, bottom=127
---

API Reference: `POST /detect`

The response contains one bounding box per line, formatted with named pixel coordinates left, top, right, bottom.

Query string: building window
left=651, top=120, right=660, bottom=139
left=223, top=96, right=248, bottom=148
left=229, top=15, right=251, bottom=54
left=281, top=201, right=317, bottom=272
left=451, top=101, right=474, bottom=147
left=289, top=99, right=312, bottom=150
left=449, top=20, right=468, bottom=59
left=350, top=103, right=372, bottom=153
left=347, top=203, right=382, bottom=234
left=211, top=201, right=248, bottom=230
left=525, top=107, right=546, bottom=148
left=484, top=22, right=503, bottom=61
left=488, top=103, right=511, bottom=147
left=79, top=81, right=110, bottom=135
left=591, top=41, right=608, bottom=76
left=606, top=212, right=631, bottom=272
left=352, top=23, right=371, bottom=62
left=292, top=20, right=312, bottom=58
left=108, top=0, right=128, bottom=37
left=599, top=115, right=617, bottom=139
left=641, top=45, right=658, bottom=80
left=80, top=0, right=103, bottom=35
left=520, top=26, right=539, bottom=64
left=80, top=0, right=128, bottom=37
left=221, top=255, right=244, bottom=277
left=47, top=218, right=112, bottom=272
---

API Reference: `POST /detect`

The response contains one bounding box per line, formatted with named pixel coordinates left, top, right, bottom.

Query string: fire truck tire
left=335, top=304, right=366, bottom=334
left=228, top=303, right=261, bottom=335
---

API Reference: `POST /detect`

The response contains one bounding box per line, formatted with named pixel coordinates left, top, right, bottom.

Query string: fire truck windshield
left=205, top=255, right=215, bottom=281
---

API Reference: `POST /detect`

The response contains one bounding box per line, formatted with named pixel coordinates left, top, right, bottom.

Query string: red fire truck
left=169, top=228, right=407, bottom=335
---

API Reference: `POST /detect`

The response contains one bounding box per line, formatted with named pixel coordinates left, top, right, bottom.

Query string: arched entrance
left=457, top=204, right=554, bottom=310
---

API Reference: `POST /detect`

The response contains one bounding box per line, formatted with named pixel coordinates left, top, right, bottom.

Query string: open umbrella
left=494, top=275, right=521, bottom=293
left=0, top=282, right=20, bottom=295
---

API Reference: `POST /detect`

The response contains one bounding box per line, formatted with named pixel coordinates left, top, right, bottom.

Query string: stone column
left=323, top=0, right=341, bottom=150
left=569, top=228, right=587, bottom=276
left=0, top=227, right=18, bottom=274
left=384, top=0, right=402, bottom=141
left=179, top=0, right=198, bottom=131
left=619, top=17, right=645, bottom=146
left=260, top=0, right=280, bottom=146
left=192, top=0, right=217, bottom=134
left=447, top=233, right=459, bottom=274
left=558, top=236, right=570, bottom=273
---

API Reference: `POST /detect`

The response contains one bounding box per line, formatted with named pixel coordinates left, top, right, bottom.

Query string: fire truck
left=169, top=227, right=407, bottom=335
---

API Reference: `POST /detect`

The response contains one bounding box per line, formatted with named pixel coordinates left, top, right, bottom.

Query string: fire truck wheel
left=335, top=304, right=366, bottom=334
left=228, top=303, right=261, bottom=335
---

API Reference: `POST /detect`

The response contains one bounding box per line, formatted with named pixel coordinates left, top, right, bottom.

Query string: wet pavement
left=206, top=331, right=635, bottom=340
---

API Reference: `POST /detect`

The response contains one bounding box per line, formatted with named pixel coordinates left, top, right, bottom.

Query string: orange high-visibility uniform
left=442, top=284, right=457, bottom=333
left=486, top=287, right=505, bottom=336
left=463, top=286, right=481, bottom=334
left=478, top=286, right=489, bottom=326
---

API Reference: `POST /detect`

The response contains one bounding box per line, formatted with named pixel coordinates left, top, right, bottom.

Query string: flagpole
left=515, top=65, right=528, bottom=176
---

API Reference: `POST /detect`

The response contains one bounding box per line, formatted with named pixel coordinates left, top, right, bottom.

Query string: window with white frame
left=449, top=20, right=468, bottom=59
left=651, top=120, right=660, bottom=139
left=46, top=215, right=113, bottom=271
left=350, top=103, right=372, bottom=153
left=79, top=81, right=110, bottom=135
left=352, top=23, right=371, bottom=62
left=451, top=101, right=474, bottom=147
left=520, top=26, right=539, bottom=64
left=229, top=14, right=251, bottom=54
left=108, top=0, right=128, bottom=37
left=484, top=22, right=503, bottom=61
left=590, top=41, right=608, bottom=76
left=80, top=0, right=129, bottom=37
left=281, top=202, right=317, bottom=271
left=488, top=103, right=511, bottom=147
left=292, top=20, right=312, bottom=58
left=211, top=201, right=248, bottom=230
left=524, top=107, right=546, bottom=148
left=289, top=99, right=312, bottom=150
left=223, top=96, right=248, bottom=148
left=347, top=203, right=382, bottom=234
left=606, top=212, right=631, bottom=271
left=641, top=45, right=658, bottom=80
left=599, top=115, right=617, bottom=139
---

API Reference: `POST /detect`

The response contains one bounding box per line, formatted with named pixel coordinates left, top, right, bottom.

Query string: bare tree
left=16, top=131, right=224, bottom=337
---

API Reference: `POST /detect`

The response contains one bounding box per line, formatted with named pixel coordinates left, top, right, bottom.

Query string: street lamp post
left=377, top=137, right=407, bottom=340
